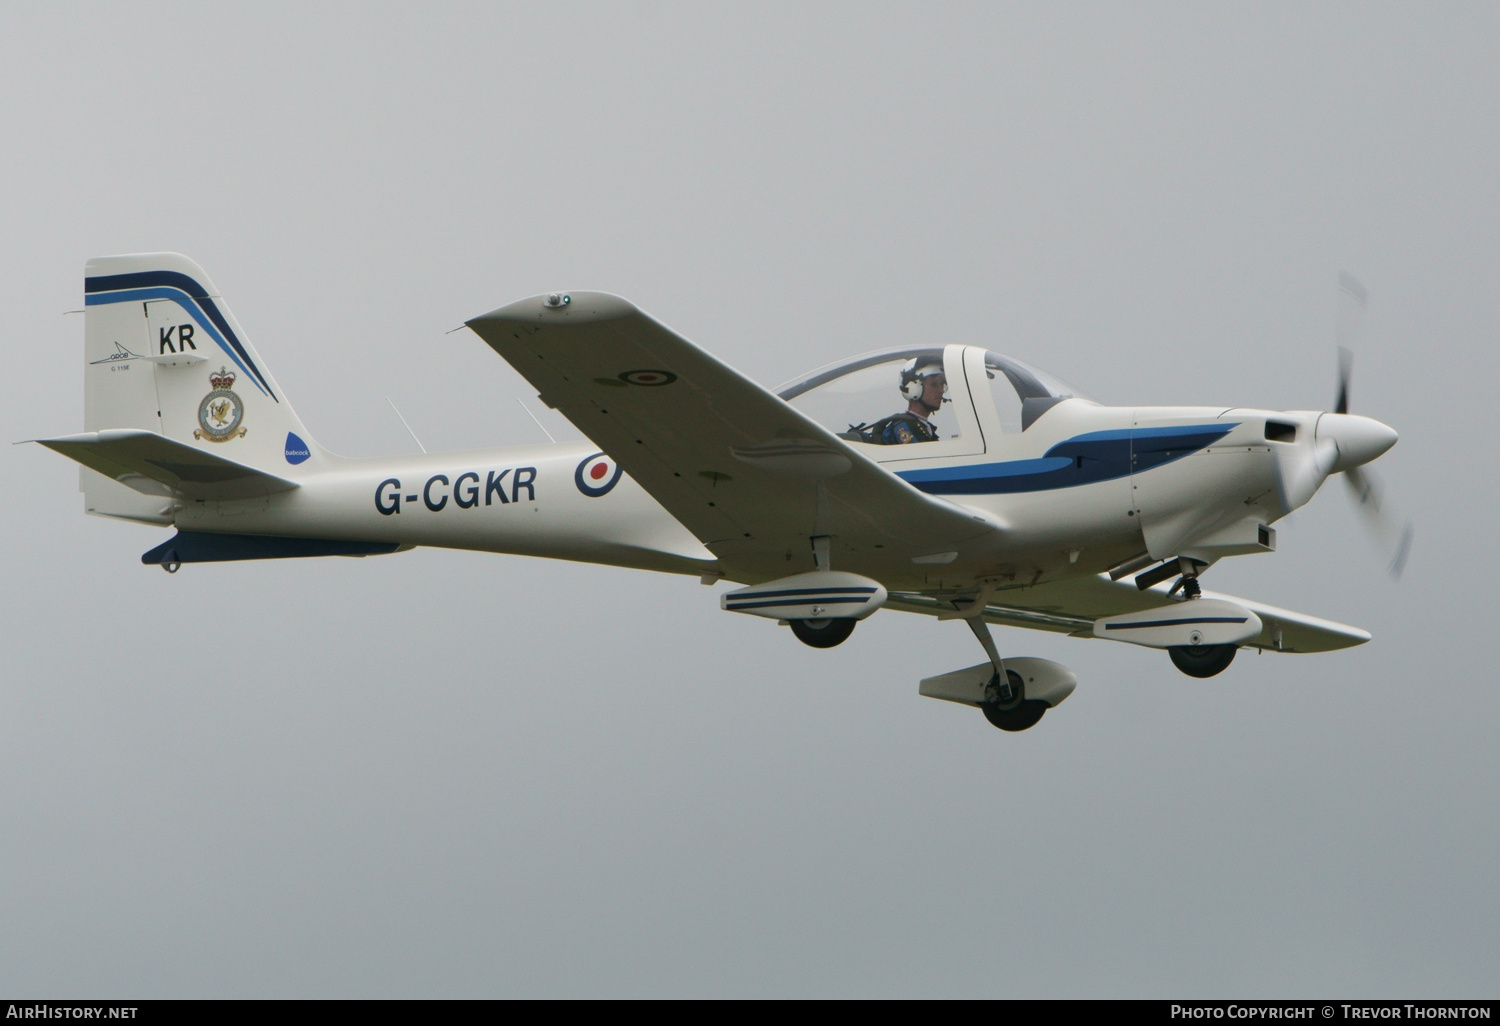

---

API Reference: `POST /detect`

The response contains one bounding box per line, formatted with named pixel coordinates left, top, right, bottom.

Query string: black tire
left=982, top=700, right=1048, bottom=732
left=1168, top=643, right=1237, bottom=678
left=979, top=669, right=1049, bottom=732
left=789, top=617, right=857, bottom=649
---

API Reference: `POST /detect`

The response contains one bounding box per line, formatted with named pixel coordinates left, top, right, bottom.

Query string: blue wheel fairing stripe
left=727, top=587, right=876, bottom=600
left=896, top=423, right=1237, bottom=495
left=85, top=271, right=276, bottom=400
left=725, top=597, right=874, bottom=611
left=1103, top=616, right=1248, bottom=630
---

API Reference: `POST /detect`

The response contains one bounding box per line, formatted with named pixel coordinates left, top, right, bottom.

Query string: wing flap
left=466, top=293, right=998, bottom=584
left=1211, top=593, right=1371, bottom=652
left=36, top=430, right=298, bottom=501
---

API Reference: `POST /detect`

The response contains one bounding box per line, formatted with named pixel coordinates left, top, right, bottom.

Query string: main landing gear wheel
left=1168, top=644, right=1237, bottom=678
left=980, top=669, right=1048, bottom=732
left=789, top=617, right=857, bottom=649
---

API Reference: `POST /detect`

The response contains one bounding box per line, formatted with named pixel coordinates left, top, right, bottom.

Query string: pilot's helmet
left=900, top=357, right=948, bottom=401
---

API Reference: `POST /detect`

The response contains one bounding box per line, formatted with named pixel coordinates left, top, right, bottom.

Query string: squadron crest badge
left=194, top=367, right=247, bottom=442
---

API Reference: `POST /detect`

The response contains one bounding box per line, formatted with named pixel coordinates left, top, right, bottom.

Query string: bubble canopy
left=777, top=346, right=1094, bottom=443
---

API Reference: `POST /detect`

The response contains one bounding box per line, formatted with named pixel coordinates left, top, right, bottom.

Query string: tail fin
left=82, top=253, right=321, bottom=521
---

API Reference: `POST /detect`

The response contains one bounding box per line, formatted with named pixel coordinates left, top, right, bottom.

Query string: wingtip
left=467, top=291, right=639, bottom=330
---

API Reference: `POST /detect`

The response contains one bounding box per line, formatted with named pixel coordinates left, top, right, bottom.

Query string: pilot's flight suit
left=873, top=411, right=939, bottom=444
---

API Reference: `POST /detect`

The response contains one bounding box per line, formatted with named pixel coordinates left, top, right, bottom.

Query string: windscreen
left=780, top=347, right=963, bottom=445
left=984, top=351, right=1094, bottom=431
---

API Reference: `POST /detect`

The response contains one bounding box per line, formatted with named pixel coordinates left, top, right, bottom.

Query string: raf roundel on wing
left=575, top=452, right=622, bottom=497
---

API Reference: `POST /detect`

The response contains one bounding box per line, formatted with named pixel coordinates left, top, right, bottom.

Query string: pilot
left=869, top=358, right=947, bottom=444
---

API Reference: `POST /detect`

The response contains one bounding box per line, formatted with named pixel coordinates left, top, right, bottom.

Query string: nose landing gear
left=963, top=608, right=1049, bottom=732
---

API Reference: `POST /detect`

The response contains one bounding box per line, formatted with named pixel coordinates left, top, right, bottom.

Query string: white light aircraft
left=35, top=254, right=1410, bottom=733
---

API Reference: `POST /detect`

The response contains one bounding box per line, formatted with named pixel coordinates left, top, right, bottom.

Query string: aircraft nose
left=1318, top=413, right=1399, bottom=473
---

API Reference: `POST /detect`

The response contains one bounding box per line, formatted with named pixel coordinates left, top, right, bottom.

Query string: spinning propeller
left=1324, top=273, right=1414, bottom=579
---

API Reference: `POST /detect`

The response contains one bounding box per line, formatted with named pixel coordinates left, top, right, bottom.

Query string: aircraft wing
left=466, top=292, right=999, bottom=583
left=35, top=430, right=298, bottom=501
left=888, top=573, right=1370, bottom=653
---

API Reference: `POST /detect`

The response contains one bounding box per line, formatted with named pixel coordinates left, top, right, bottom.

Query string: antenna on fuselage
left=515, top=397, right=557, bottom=444
left=384, top=396, right=427, bottom=454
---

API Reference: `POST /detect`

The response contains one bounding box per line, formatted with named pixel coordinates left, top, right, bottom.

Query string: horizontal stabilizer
left=36, top=429, right=297, bottom=500
left=143, top=531, right=400, bottom=566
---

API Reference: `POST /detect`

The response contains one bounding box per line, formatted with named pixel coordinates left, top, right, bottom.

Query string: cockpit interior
left=777, top=345, right=1091, bottom=458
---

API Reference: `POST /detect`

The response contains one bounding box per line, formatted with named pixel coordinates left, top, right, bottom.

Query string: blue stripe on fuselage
left=896, top=423, right=1237, bottom=495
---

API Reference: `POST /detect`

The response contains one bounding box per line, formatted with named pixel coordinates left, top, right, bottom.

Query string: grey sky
left=2, top=2, right=1496, bottom=997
